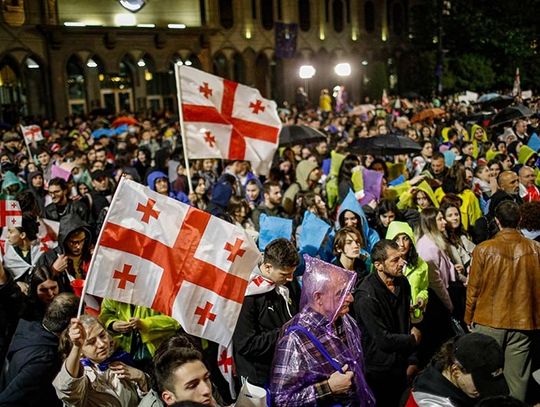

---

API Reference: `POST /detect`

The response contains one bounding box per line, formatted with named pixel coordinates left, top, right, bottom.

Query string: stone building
left=0, top=0, right=412, bottom=122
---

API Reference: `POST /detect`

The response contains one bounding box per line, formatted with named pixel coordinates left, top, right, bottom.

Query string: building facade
left=0, top=0, right=412, bottom=122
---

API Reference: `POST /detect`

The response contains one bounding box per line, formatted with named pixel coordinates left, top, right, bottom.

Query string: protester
left=270, top=255, right=375, bottom=406
left=405, top=333, right=509, bottom=406
left=465, top=201, right=540, bottom=401
left=355, top=239, right=421, bottom=406
left=233, top=238, right=300, bottom=387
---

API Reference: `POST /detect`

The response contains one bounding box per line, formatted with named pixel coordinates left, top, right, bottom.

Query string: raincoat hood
left=386, top=221, right=416, bottom=245
left=337, top=189, right=381, bottom=252
left=518, top=145, right=538, bottom=166
left=300, top=255, right=356, bottom=325
left=210, top=181, right=233, bottom=208
left=415, top=180, right=439, bottom=209
left=2, top=170, right=23, bottom=193
left=295, top=160, right=319, bottom=191
left=469, top=124, right=488, bottom=143
left=147, top=170, right=169, bottom=192
left=58, top=213, right=93, bottom=253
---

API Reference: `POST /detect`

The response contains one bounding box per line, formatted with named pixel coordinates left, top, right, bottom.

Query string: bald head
left=498, top=171, right=520, bottom=195
left=519, top=166, right=536, bottom=187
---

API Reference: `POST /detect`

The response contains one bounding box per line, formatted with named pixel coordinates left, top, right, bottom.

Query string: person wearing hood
left=337, top=189, right=380, bottom=253
left=26, top=170, right=47, bottom=216
left=386, top=221, right=429, bottom=324
left=0, top=292, right=78, bottom=407
left=282, top=159, right=322, bottom=215
left=270, top=255, right=375, bottom=407
left=36, top=213, right=93, bottom=293
left=206, top=181, right=234, bottom=223
left=0, top=170, right=24, bottom=200
left=355, top=239, right=421, bottom=406
left=398, top=180, right=439, bottom=213
left=466, top=125, right=489, bottom=160
left=233, top=238, right=300, bottom=388
left=404, top=334, right=509, bottom=407
left=147, top=170, right=189, bottom=204
left=517, top=144, right=540, bottom=185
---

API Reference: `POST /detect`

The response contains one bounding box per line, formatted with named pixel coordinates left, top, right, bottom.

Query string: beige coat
left=53, top=361, right=143, bottom=407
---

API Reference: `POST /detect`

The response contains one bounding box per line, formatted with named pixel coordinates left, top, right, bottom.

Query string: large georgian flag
left=0, top=200, right=22, bottom=228
left=85, top=178, right=261, bottom=346
left=177, top=65, right=282, bottom=176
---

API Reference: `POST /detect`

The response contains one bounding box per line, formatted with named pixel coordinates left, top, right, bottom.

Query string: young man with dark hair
left=466, top=201, right=540, bottom=401
left=427, top=152, right=448, bottom=189
left=44, top=177, right=91, bottom=223
left=154, top=347, right=217, bottom=406
left=355, top=239, right=421, bottom=406
left=233, top=238, right=300, bottom=387
left=250, top=181, right=287, bottom=231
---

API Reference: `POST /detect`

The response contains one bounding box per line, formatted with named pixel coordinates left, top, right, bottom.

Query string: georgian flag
left=20, top=124, right=44, bottom=143
left=177, top=66, right=282, bottom=176
left=84, top=178, right=261, bottom=346
left=0, top=200, right=22, bottom=228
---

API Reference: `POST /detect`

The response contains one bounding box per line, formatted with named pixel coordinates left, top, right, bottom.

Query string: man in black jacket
left=44, top=177, right=92, bottom=224
left=0, top=292, right=78, bottom=406
left=233, top=238, right=300, bottom=387
left=355, top=239, right=421, bottom=407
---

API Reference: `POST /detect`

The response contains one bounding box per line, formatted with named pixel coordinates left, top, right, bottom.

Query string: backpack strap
left=285, top=324, right=344, bottom=373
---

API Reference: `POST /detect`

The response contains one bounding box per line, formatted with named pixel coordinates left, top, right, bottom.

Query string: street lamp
left=299, top=65, right=316, bottom=100
left=334, top=63, right=351, bottom=77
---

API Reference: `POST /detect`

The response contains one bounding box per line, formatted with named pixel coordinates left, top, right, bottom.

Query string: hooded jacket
left=206, top=181, right=233, bottom=222
left=518, top=145, right=540, bottom=186
left=282, top=160, right=321, bottom=214
left=386, top=221, right=429, bottom=321
left=467, top=125, right=488, bottom=159
left=398, top=180, right=439, bottom=211
left=0, top=171, right=24, bottom=200
left=36, top=214, right=93, bottom=292
left=147, top=170, right=189, bottom=203
left=26, top=170, right=47, bottom=215
left=0, top=319, right=62, bottom=406
left=99, top=299, right=180, bottom=357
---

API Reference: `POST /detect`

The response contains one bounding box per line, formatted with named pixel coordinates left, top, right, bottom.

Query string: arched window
left=364, top=0, right=375, bottom=33
left=219, top=0, right=234, bottom=30
left=66, top=56, right=86, bottom=100
left=298, top=0, right=311, bottom=32
left=392, top=2, right=404, bottom=36
left=213, top=53, right=229, bottom=79
left=332, top=0, right=344, bottom=33
left=233, top=53, right=245, bottom=83
left=261, top=0, right=274, bottom=30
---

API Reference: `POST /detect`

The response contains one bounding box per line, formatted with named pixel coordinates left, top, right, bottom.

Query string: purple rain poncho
left=270, top=255, right=375, bottom=407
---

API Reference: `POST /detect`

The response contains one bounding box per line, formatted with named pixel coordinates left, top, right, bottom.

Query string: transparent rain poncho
left=270, top=255, right=375, bottom=407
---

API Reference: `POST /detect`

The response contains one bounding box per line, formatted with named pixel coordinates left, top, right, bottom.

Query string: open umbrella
left=350, top=104, right=376, bottom=116
left=279, top=125, right=327, bottom=146
left=91, top=128, right=115, bottom=139
left=477, top=93, right=500, bottom=103
left=479, top=95, right=514, bottom=110
left=349, top=133, right=422, bottom=156
left=490, top=104, right=533, bottom=127
left=410, top=108, right=445, bottom=123
left=111, top=116, right=139, bottom=128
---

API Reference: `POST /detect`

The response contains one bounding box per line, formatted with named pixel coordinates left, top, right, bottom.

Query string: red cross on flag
left=0, top=200, right=22, bottom=228
left=20, top=124, right=44, bottom=143
left=84, top=178, right=261, bottom=346
left=177, top=66, right=282, bottom=176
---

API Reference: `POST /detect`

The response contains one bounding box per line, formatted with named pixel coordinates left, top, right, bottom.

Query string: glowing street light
left=299, top=65, right=316, bottom=79
left=334, top=63, right=351, bottom=77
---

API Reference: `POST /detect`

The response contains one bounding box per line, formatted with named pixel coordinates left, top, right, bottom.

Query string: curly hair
left=519, top=201, right=540, bottom=231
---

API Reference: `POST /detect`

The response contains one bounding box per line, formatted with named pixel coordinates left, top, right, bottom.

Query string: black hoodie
left=0, top=319, right=62, bottom=406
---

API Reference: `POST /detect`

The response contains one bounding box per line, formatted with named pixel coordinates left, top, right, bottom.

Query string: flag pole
left=76, top=176, right=127, bottom=317
left=19, top=125, right=34, bottom=161
left=174, top=64, right=194, bottom=195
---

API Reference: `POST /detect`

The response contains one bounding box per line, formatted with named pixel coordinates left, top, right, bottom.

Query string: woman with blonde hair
left=54, top=315, right=149, bottom=406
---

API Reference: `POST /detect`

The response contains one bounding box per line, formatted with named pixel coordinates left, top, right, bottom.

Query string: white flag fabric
left=85, top=178, right=261, bottom=346
left=0, top=200, right=22, bottom=228
left=20, top=124, right=44, bottom=143
left=177, top=65, right=282, bottom=176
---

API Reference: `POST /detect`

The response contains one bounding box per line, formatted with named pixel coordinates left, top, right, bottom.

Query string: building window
left=364, top=0, right=375, bottom=33
left=298, top=0, right=311, bottom=32
left=277, top=0, right=282, bottom=20
left=199, top=0, right=206, bottom=25
left=219, top=0, right=234, bottom=29
left=251, top=0, right=257, bottom=19
left=261, top=0, right=274, bottom=30
left=392, top=1, right=404, bottom=36
left=325, top=0, right=330, bottom=22
left=333, top=0, right=344, bottom=33
left=345, top=0, right=350, bottom=23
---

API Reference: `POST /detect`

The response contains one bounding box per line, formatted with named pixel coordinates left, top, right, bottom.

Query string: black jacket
left=44, top=199, right=92, bottom=225
left=0, top=276, right=24, bottom=371
left=354, top=272, right=417, bottom=375
left=0, top=319, right=62, bottom=406
left=233, top=280, right=300, bottom=386
left=36, top=214, right=93, bottom=292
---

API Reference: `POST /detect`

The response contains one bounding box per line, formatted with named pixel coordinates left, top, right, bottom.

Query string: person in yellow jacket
left=518, top=144, right=540, bottom=186
left=386, top=221, right=429, bottom=323
left=465, top=124, right=489, bottom=159
left=100, top=299, right=180, bottom=364
left=397, top=179, right=439, bottom=211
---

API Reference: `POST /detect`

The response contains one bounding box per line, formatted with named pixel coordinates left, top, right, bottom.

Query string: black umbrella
left=479, top=95, right=514, bottom=110
left=279, top=125, right=327, bottom=146
left=350, top=133, right=422, bottom=156
left=489, top=104, right=533, bottom=127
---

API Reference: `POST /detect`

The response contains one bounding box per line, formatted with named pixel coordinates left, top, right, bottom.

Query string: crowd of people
left=0, top=90, right=539, bottom=407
